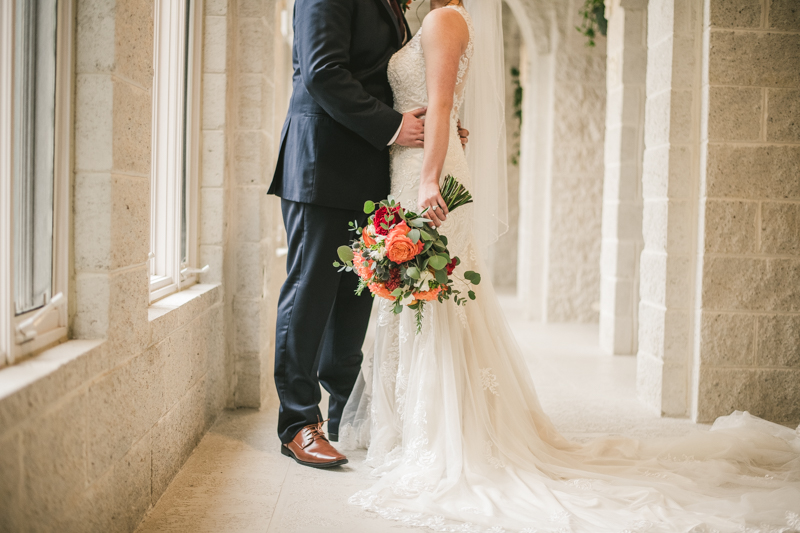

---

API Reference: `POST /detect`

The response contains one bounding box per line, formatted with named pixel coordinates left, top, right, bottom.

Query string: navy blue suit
left=269, top=0, right=409, bottom=444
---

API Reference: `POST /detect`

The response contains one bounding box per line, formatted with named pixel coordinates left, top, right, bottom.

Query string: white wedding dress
left=340, top=6, right=800, bottom=533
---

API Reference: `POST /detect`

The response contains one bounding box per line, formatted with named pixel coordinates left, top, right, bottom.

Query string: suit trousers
left=274, top=199, right=373, bottom=444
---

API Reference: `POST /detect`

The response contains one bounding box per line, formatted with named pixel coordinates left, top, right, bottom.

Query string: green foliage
left=440, top=175, right=473, bottom=211
left=510, top=66, right=523, bottom=166
left=576, top=0, right=608, bottom=47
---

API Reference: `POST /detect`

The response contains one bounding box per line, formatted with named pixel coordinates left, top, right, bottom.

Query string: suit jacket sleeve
left=295, top=0, right=404, bottom=151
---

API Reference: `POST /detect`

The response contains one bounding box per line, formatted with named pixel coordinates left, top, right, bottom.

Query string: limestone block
left=754, top=369, right=800, bottom=425
left=768, top=0, right=800, bottom=31
left=238, top=18, right=265, bottom=74
left=662, top=309, right=691, bottom=365
left=706, top=145, right=800, bottom=199
left=552, top=173, right=603, bottom=206
left=75, top=74, right=114, bottom=172
left=644, top=90, right=672, bottom=147
left=151, top=378, right=207, bottom=504
left=642, top=145, right=669, bottom=198
left=707, top=86, right=763, bottom=142
left=112, top=79, right=152, bottom=175
left=236, top=187, right=264, bottom=243
left=74, top=173, right=113, bottom=271
left=673, top=0, right=702, bottom=35
left=205, top=0, right=227, bottom=16
left=639, top=250, right=667, bottom=306
left=660, top=362, right=688, bottom=416
left=82, top=432, right=151, bottom=533
left=76, top=0, right=116, bottom=74
left=760, top=202, right=800, bottom=255
left=767, top=89, right=800, bottom=143
left=201, top=131, right=226, bottom=187
left=709, top=0, right=762, bottom=29
left=695, top=367, right=758, bottom=423
left=202, top=73, right=227, bottom=130
left=669, top=34, right=696, bottom=90
left=702, top=257, right=800, bottom=312
left=551, top=143, right=604, bottom=175
left=203, top=305, right=228, bottom=424
left=236, top=243, right=262, bottom=299
left=0, top=432, right=22, bottom=532
left=22, top=393, right=87, bottom=522
left=645, top=38, right=673, bottom=97
left=110, top=175, right=150, bottom=269
left=161, top=327, right=203, bottom=410
left=238, top=74, right=264, bottom=130
left=107, top=267, right=150, bottom=362
left=239, top=0, right=268, bottom=18
left=553, top=54, right=606, bottom=84
left=147, top=284, right=223, bottom=347
left=699, top=312, right=756, bottom=366
left=636, top=352, right=663, bottom=414
left=74, top=273, right=111, bottom=339
left=199, top=244, right=224, bottom=284
left=703, top=200, right=758, bottom=254
left=757, top=315, right=800, bottom=368
left=709, top=31, right=800, bottom=87
left=114, top=0, right=155, bottom=88
left=203, top=15, right=228, bottom=74
left=234, top=298, right=262, bottom=353
left=87, top=349, right=163, bottom=481
left=200, top=188, right=226, bottom=245
left=234, top=131, right=266, bottom=185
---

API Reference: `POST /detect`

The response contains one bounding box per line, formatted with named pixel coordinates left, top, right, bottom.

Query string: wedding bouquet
left=335, top=175, right=481, bottom=333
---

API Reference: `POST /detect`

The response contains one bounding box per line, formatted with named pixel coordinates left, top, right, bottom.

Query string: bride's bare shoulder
left=420, top=7, right=469, bottom=46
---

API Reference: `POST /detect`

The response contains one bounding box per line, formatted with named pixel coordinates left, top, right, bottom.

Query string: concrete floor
left=135, top=296, right=706, bottom=533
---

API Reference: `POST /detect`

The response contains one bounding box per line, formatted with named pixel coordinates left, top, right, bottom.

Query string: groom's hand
left=457, top=120, right=469, bottom=149
left=395, top=107, right=427, bottom=148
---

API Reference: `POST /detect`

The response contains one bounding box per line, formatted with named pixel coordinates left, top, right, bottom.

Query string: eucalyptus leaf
left=408, top=228, right=420, bottom=244
left=364, top=200, right=376, bottom=214
left=406, top=266, right=420, bottom=279
left=468, top=290, right=476, bottom=300
left=408, top=218, right=425, bottom=228
left=435, top=269, right=449, bottom=285
left=428, top=256, right=448, bottom=270
left=419, top=229, right=432, bottom=241
left=337, top=246, right=354, bottom=263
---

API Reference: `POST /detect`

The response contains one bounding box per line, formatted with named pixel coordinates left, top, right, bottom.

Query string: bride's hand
left=418, top=179, right=449, bottom=228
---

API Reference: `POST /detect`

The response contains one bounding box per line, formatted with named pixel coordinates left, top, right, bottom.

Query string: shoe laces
left=304, top=419, right=329, bottom=442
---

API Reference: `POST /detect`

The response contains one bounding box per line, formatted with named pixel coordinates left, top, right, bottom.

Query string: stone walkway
left=135, top=296, right=705, bottom=533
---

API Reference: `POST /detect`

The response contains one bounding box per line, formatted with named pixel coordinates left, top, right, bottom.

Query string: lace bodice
left=386, top=5, right=476, bottom=264
left=387, top=5, right=474, bottom=119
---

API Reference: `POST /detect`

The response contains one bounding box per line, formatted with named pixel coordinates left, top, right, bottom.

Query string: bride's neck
left=430, top=0, right=462, bottom=9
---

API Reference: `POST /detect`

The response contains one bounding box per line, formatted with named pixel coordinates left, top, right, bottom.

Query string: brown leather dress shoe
left=281, top=421, right=348, bottom=469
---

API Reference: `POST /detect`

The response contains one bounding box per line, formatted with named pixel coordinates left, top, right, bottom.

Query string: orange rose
left=386, top=222, right=424, bottom=264
left=362, top=228, right=376, bottom=247
left=412, top=288, right=442, bottom=302
left=353, top=253, right=373, bottom=280
left=369, top=283, right=395, bottom=301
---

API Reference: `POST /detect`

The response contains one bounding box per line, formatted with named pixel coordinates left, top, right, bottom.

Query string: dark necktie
left=388, top=0, right=407, bottom=43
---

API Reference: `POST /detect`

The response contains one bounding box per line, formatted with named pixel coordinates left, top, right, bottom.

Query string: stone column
left=599, top=0, right=646, bottom=355
left=227, top=0, right=286, bottom=408
left=692, top=0, right=800, bottom=425
left=73, top=0, right=153, bottom=366
left=637, top=0, right=702, bottom=417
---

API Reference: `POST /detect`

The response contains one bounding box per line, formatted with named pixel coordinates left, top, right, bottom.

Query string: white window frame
left=0, top=0, right=72, bottom=367
left=150, top=0, right=203, bottom=302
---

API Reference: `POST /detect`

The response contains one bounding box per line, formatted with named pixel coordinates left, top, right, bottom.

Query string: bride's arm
left=418, top=9, right=469, bottom=228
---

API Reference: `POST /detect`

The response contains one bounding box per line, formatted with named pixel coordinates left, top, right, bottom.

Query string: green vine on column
left=510, top=66, right=522, bottom=167
left=576, top=0, right=608, bottom=47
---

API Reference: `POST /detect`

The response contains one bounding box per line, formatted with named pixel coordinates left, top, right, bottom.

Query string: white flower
left=369, top=249, right=386, bottom=261
left=417, top=270, right=434, bottom=290
left=399, top=293, right=415, bottom=306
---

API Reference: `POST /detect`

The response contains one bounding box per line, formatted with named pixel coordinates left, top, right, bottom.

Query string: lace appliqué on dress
left=479, top=368, right=499, bottom=396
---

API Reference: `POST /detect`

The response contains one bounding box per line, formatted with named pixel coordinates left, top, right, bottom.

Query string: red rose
left=374, top=205, right=402, bottom=236
left=446, top=257, right=458, bottom=275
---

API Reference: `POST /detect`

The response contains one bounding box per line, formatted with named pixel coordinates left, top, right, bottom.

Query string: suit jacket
left=268, top=0, right=410, bottom=211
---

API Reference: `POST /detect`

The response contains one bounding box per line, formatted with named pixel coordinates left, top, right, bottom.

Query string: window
left=150, top=0, right=204, bottom=302
left=0, top=0, right=72, bottom=367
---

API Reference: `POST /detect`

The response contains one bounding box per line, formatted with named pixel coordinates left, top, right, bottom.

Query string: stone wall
left=0, top=0, right=295, bottom=529
left=599, top=0, right=647, bottom=354
left=693, top=0, right=800, bottom=425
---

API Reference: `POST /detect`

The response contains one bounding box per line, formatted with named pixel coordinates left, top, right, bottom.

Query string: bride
left=340, top=1, right=800, bottom=532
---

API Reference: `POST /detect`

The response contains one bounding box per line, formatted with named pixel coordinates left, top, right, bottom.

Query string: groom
left=268, top=0, right=423, bottom=469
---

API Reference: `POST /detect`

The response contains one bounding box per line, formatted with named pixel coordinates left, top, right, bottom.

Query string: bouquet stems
left=440, top=175, right=473, bottom=212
